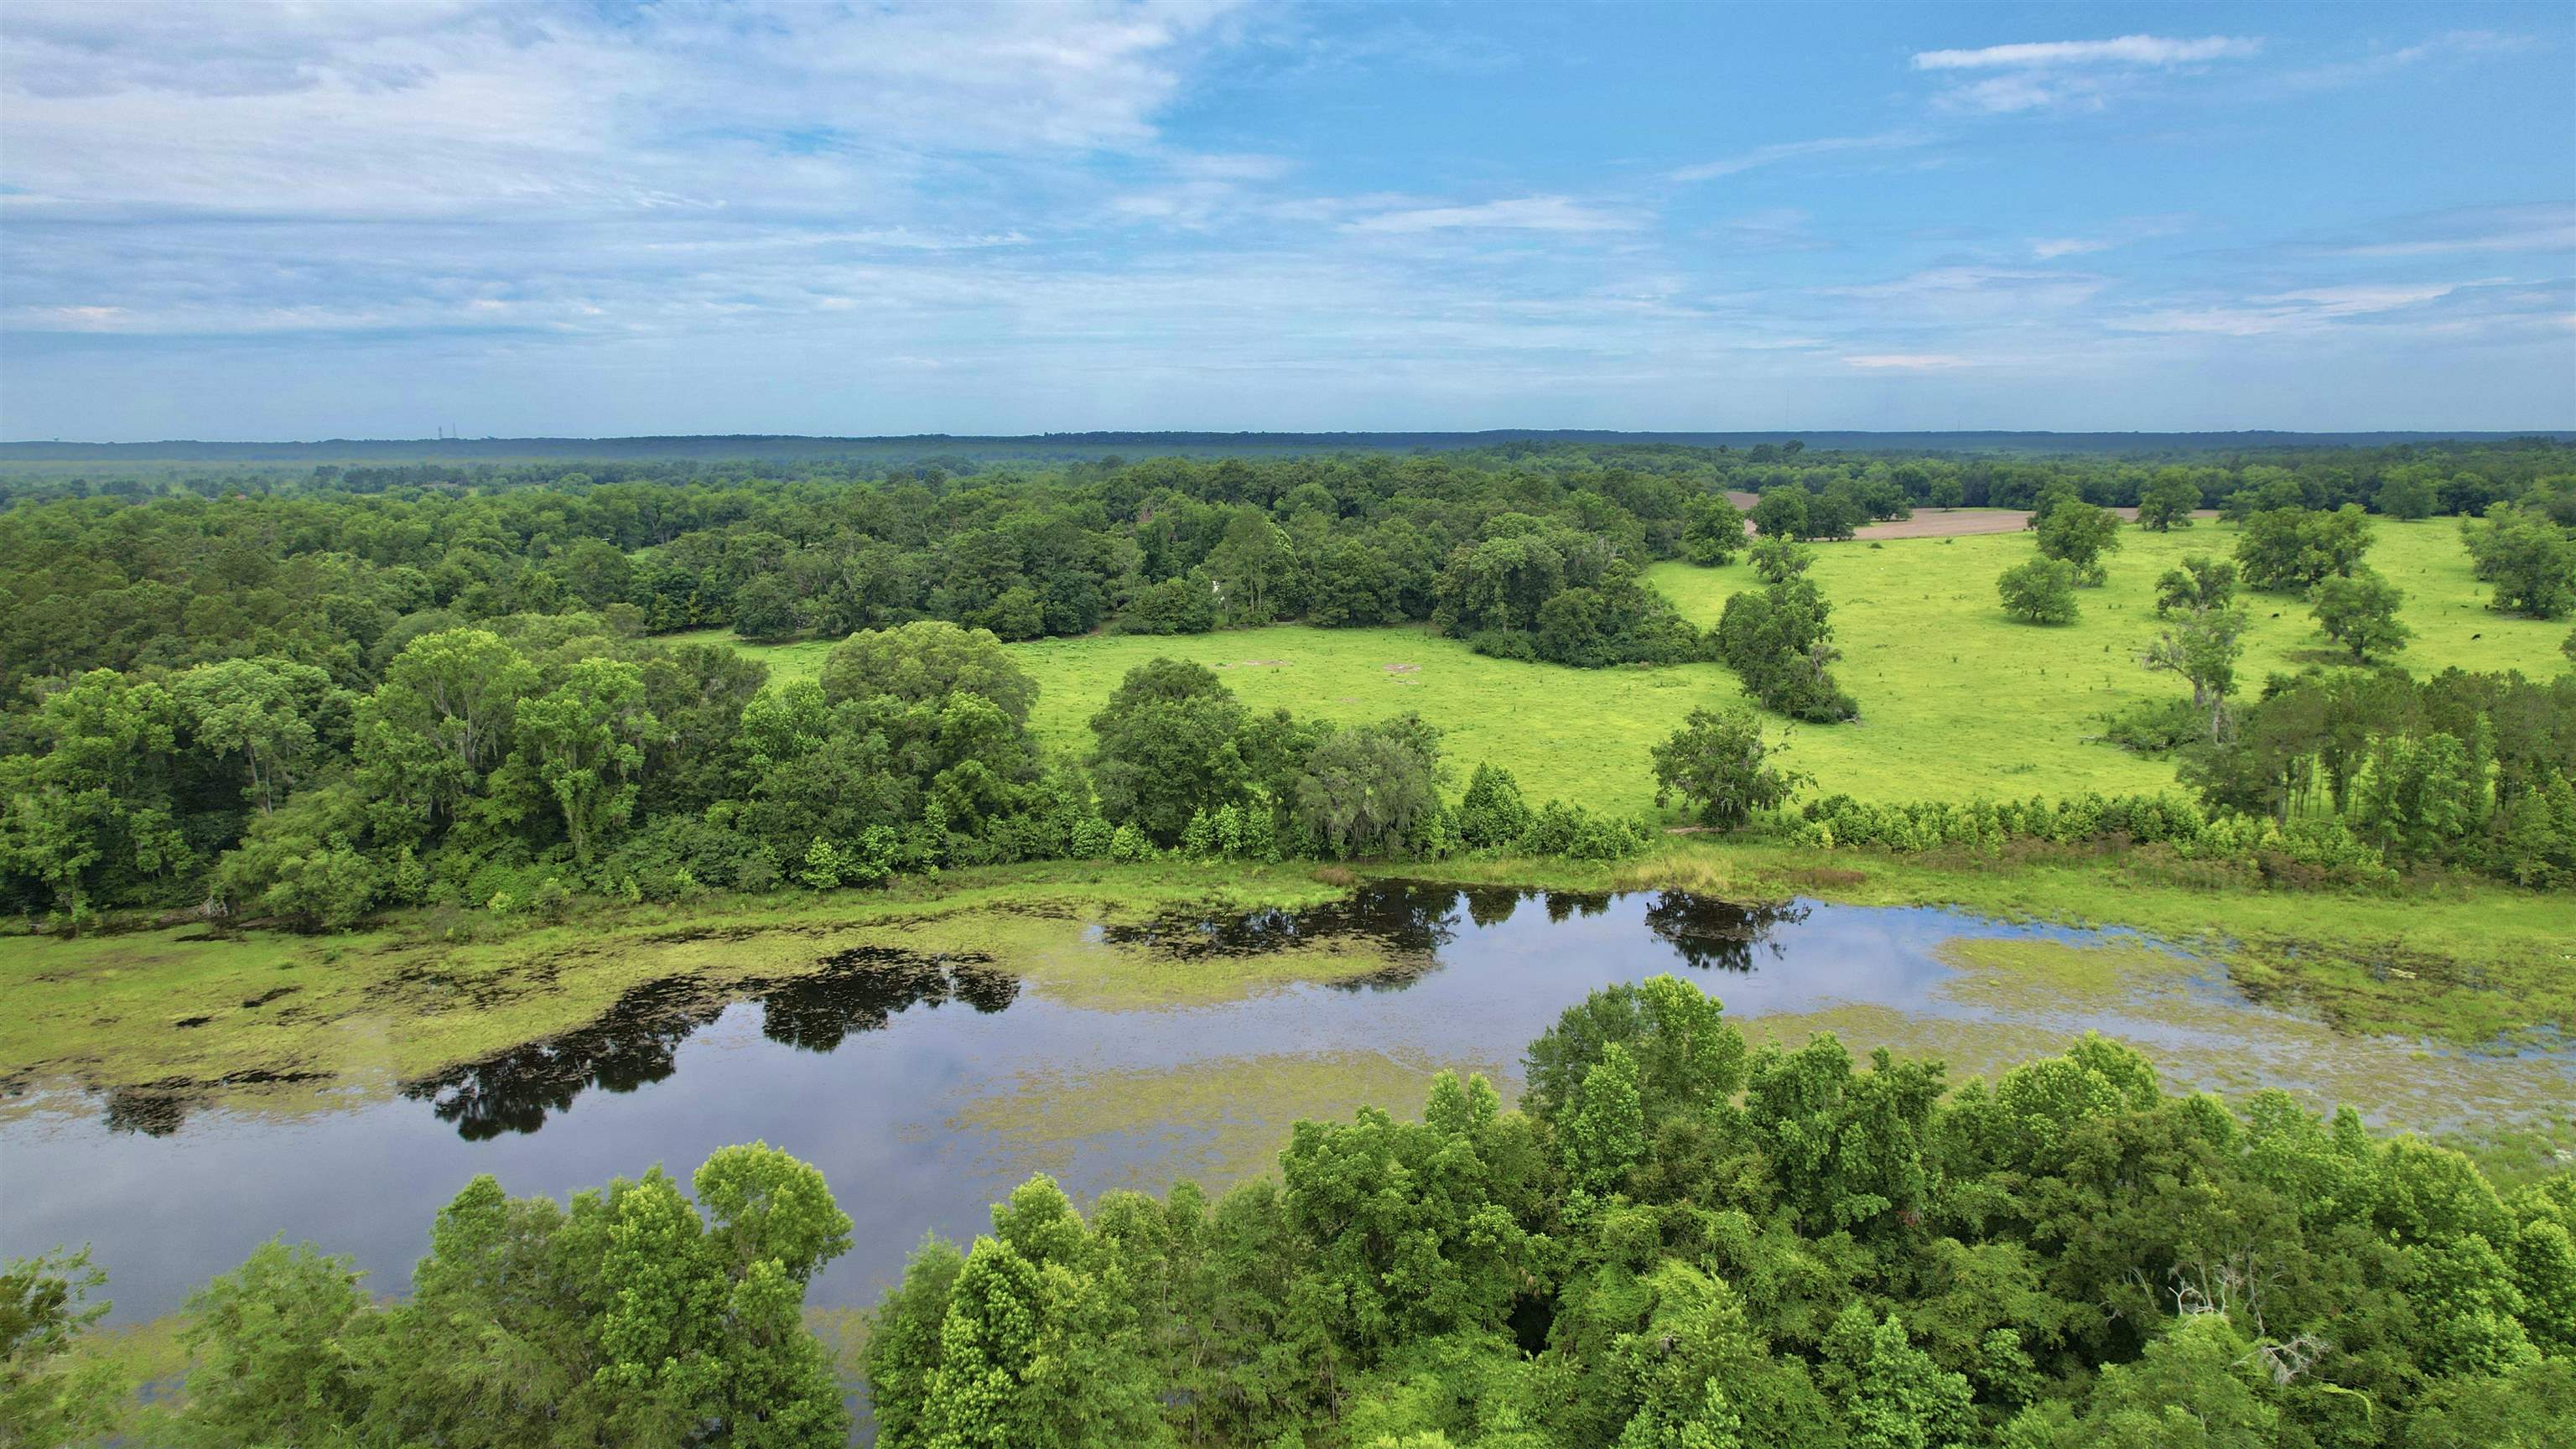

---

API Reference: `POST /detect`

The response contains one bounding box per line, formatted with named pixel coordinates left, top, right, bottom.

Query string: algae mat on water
left=940, top=933, right=2575, bottom=1207
left=946, top=1049, right=1520, bottom=1193
left=1852, top=937, right=2570, bottom=1149
left=0, top=863, right=1375, bottom=1120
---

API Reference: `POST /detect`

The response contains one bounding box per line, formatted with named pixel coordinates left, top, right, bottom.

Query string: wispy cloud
left=1843, top=353, right=1971, bottom=370
left=2113, top=278, right=2511, bottom=336
left=1716, top=208, right=1830, bottom=252
left=1912, top=34, right=2262, bottom=112
left=1341, top=195, right=1639, bottom=235
left=1816, top=266, right=2109, bottom=319
left=1912, top=35, right=2263, bottom=71
left=2030, top=216, right=2191, bottom=261
left=1670, top=130, right=1924, bottom=183
left=2317, top=202, right=2576, bottom=258
left=2280, top=29, right=2530, bottom=91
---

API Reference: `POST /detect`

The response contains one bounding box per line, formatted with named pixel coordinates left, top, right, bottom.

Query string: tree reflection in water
left=364, top=886, right=1803, bottom=1140
left=1643, top=891, right=1810, bottom=973
left=401, top=948, right=1013, bottom=1140
left=1098, top=881, right=1463, bottom=961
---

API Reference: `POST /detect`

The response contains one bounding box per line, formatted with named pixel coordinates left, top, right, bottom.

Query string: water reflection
left=1542, top=890, right=1612, bottom=922
left=104, top=1089, right=187, bottom=1138
left=403, top=948, right=1015, bottom=1140
left=1097, top=881, right=1466, bottom=960
left=400, top=887, right=1809, bottom=1140
left=1644, top=895, right=1810, bottom=973
left=759, top=950, right=1019, bottom=1052
left=31, top=884, right=2563, bottom=1332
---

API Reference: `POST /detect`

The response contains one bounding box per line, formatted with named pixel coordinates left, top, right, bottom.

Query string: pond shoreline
left=10, top=881, right=2572, bottom=1341
left=6, top=842, right=2568, bottom=1127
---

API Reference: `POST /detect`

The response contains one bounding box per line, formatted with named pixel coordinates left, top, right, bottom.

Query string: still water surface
left=3, top=885, right=2563, bottom=1323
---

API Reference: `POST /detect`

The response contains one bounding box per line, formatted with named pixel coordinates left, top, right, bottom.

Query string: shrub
left=1456, top=763, right=1535, bottom=850
left=1463, top=628, right=1539, bottom=662
left=2098, top=697, right=2207, bottom=756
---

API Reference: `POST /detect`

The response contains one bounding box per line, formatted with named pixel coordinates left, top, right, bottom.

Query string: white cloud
left=1815, top=266, right=2108, bottom=319
left=2259, top=283, right=2483, bottom=315
left=2323, top=203, right=2576, bottom=258
left=1945, top=75, right=2096, bottom=113
left=2280, top=30, right=2530, bottom=91
left=1717, top=209, right=1828, bottom=252
left=2113, top=279, right=2502, bottom=336
left=1670, top=131, right=1924, bottom=183
left=1911, top=35, right=2263, bottom=71
left=1843, top=353, right=1971, bottom=370
left=1911, top=34, right=2262, bottom=112
left=1341, top=195, right=1640, bottom=235
left=0, top=0, right=1249, bottom=221
left=2029, top=216, right=2190, bottom=261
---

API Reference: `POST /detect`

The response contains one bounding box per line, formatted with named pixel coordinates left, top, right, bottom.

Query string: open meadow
left=686, top=517, right=2566, bottom=813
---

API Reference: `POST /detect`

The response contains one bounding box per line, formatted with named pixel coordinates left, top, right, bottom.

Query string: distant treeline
left=5, top=440, right=2573, bottom=927
left=7, top=440, right=2573, bottom=693
left=4, top=427, right=2572, bottom=471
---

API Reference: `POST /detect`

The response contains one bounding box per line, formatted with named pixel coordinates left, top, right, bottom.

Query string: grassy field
left=680, top=517, right=2566, bottom=813
left=678, top=621, right=1732, bottom=815
left=1645, top=516, right=2565, bottom=800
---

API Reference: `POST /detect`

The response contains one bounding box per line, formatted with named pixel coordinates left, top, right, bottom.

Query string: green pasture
left=681, top=517, right=2567, bottom=813
left=1647, top=516, right=2565, bottom=801
left=678, top=622, right=1734, bottom=816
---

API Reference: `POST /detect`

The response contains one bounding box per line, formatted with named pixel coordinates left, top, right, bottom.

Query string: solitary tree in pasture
left=2144, top=604, right=2251, bottom=740
left=2310, top=569, right=2412, bottom=662
left=2035, top=500, right=2123, bottom=584
left=1748, top=535, right=1813, bottom=584
left=1749, top=488, right=1810, bottom=541
left=2459, top=504, right=2576, bottom=618
left=2237, top=506, right=2372, bottom=592
left=2154, top=557, right=2238, bottom=616
left=1997, top=558, right=2080, bottom=624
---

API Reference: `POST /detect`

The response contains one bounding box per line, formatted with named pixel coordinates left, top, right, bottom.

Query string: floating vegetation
left=947, top=1050, right=1519, bottom=1194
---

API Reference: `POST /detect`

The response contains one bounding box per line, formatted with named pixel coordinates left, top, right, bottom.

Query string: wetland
left=8, top=880, right=2568, bottom=1326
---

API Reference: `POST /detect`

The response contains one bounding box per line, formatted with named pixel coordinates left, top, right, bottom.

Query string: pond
left=5, top=884, right=2569, bottom=1325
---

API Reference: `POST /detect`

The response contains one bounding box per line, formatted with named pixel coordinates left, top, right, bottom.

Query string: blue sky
left=2, top=0, right=2570, bottom=440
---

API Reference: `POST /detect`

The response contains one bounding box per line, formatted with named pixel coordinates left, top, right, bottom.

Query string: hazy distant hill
left=4, top=428, right=2570, bottom=465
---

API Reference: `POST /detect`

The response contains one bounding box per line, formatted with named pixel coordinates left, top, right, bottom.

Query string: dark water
left=0, top=886, right=2266, bottom=1323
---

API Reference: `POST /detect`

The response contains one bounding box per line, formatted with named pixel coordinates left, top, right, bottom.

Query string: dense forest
left=16, top=976, right=2571, bottom=1446
left=3, top=439, right=2573, bottom=932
